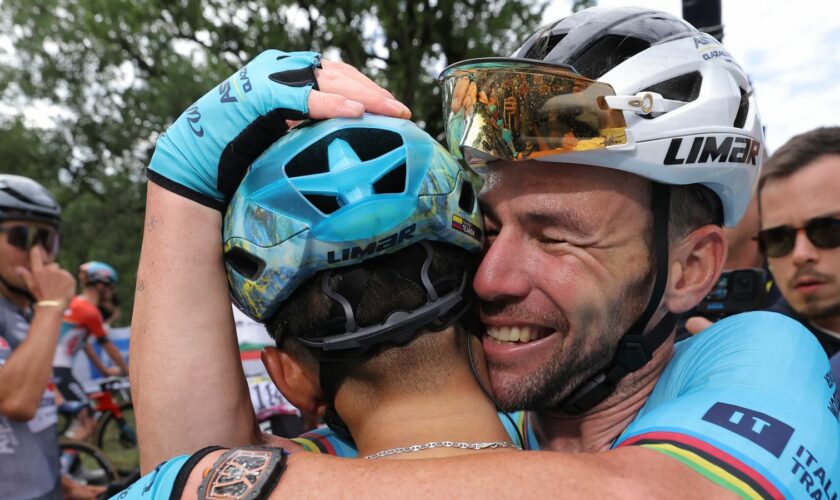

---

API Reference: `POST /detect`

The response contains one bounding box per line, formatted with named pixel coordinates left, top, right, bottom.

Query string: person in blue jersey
left=126, top=7, right=838, bottom=499
left=224, top=115, right=527, bottom=459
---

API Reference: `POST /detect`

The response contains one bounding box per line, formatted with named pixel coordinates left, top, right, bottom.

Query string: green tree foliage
left=0, top=117, right=144, bottom=322
left=0, top=0, right=549, bottom=325
left=572, top=0, right=597, bottom=12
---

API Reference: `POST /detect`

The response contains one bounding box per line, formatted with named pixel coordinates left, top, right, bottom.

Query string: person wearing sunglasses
left=760, top=127, right=840, bottom=369
left=0, top=175, right=105, bottom=499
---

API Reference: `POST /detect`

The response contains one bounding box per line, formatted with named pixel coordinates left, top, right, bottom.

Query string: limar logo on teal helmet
left=223, top=114, right=484, bottom=322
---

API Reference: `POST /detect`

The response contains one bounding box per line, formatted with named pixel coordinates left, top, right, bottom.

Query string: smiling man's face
left=474, top=161, right=655, bottom=411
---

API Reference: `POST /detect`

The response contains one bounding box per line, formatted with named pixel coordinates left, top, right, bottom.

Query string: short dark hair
left=265, top=242, right=478, bottom=398
left=759, top=127, right=840, bottom=193
left=668, top=184, right=724, bottom=242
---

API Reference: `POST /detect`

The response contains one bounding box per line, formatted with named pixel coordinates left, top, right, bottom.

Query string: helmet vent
left=458, top=180, right=476, bottom=213
left=372, top=163, right=407, bottom=194
left=224, top=246, right=265, bottom=280
left=286, top=129, right=404, bottom=178
left=525, top=33, right=566, bottom=60
left=643, top=71, right=702, bottom=103
left=733, top=87, right=749, bottom=129
left=303, top=194, right=342, bottom=214
left=571, top=35, right=650, bottom=79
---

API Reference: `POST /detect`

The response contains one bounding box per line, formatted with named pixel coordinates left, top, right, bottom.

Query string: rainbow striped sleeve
left=292, top=429, right=358, bottom=457
left=618, top=431, right=784, bottom=499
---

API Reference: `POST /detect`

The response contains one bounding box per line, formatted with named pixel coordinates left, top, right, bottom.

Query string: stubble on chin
left=489, top=306, right=622, bottom=412
left=489, top=260, right=655, bottom=413
left=798, top=295, right=840, bottom=322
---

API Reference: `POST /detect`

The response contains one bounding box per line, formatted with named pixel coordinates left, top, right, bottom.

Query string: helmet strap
left=319, top=381, right=356, bottom=445
left=308, top=240, right=473, bottom=442
left=0, top=274, right=36, bottom=304
left=560, top=183, right=676, bottom=414
left=299, top=242, right=470, bottom=354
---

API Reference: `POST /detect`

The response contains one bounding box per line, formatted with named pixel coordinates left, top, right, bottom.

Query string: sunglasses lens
left=758, top=226, right=796, bottom=258
left=4, top=226, right=59, bottom=255
left=6, top=226, right=30, bottom=250
left=439, top=59, right=627, bottom=170
left=807, top=218, right=840, bottom=249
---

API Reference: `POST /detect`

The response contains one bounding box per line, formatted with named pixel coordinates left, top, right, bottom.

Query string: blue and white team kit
left=119, top=311, right=840, bottom=499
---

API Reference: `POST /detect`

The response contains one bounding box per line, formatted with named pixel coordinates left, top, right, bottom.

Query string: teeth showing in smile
left=486, top=326, right=548, bottom=344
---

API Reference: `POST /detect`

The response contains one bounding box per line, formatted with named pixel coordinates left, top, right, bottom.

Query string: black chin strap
left=561, top=183, right=676, bottom=415
left=0, top=274, right=35, bottom=303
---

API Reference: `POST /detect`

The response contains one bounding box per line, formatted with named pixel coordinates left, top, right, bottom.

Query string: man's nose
left=473, top=231, right=531, bottom=302
left=790, top=228, right=819, bottom=266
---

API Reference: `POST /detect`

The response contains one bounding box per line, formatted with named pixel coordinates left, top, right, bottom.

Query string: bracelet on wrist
left=34, top=300, right=65, bottom=309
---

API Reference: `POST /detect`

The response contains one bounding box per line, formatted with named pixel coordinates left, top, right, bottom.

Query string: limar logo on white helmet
left=664, top=135, right=761, bottom=166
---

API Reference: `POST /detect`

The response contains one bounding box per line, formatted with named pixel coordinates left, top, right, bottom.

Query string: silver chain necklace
left=364, top=440, right=521, bottom=460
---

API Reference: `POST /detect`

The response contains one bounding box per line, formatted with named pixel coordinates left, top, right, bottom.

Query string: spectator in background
left=53, top=261, right=129, bottom=443
left=0, top=174, right=102, bottom=499
left=98, top=292, right=120, bottom=327
left=758, top=127, right=840, bottom=369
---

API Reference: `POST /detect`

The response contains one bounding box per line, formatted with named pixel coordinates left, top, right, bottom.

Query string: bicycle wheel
left=94, top=402, right=139, bottom=475
left=59, top=439, right=118, bottom=486
left=56, top=411, right=71, bottom=436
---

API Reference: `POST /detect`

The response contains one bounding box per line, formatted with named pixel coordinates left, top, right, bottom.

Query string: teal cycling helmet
left=80, top=261, right=118, bottom=285
left=224, top=115, right=484, bottom=340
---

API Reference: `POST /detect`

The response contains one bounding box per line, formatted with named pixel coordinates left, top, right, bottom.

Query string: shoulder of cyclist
left=614, top=311, right=840, bottom=499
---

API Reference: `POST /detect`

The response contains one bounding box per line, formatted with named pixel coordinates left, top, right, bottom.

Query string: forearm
left=179, top=447, right=730, bottom=499
left=0, top=306, right=64, bottom=419
left=131, top=183, right=257, bottom=472
left=275, top=450, right=675, bottom=499
left=84, top=342, right=110, bottom=376
left=103, top=340, right=129, bottom=374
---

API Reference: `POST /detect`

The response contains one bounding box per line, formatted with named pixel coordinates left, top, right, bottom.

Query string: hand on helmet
left=148, top=50, right=410, bottom=210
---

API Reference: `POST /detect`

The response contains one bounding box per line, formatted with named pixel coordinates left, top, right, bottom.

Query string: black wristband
left=170, top=445, right=226, bottom=500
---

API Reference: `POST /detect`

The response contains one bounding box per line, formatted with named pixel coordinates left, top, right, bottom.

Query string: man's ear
left=664, top=224, right=727, bottom=314
left=261, top=346, right=327, bottom=418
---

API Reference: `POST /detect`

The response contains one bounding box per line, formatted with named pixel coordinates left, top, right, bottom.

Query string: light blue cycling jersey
left=612, top=311, right=839, bottom=499
left=293, top=311, right=840, bottom=498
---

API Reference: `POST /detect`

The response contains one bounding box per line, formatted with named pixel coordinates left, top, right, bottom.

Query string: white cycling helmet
left=440, top=7, right=765, bottom=414
left=440, top=6, right=763, bottom=227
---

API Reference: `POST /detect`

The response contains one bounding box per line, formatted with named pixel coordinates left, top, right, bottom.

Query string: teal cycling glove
left=147, top=50, right=321, bottom=210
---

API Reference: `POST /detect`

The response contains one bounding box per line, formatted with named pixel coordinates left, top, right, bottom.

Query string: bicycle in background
left=57, top=376, right=138, bottom=476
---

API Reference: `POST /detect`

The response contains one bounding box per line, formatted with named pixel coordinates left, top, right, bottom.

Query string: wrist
left=34, top=300, right=67, bottom=309
left=32, top=301, right=67, bottom=320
